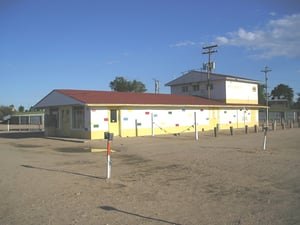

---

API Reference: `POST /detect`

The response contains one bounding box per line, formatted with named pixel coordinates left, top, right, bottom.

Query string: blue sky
left=1, top=0, right=300, bottom=109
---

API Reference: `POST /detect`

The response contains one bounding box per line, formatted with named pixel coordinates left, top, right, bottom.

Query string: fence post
left=151, top=113, right=154, bottom=136
left=214, top=127, right=217, bottom=137
left=194, top=112, right=198, bottom=141
left=135, top=119, right=138, bottom=137
left=263, top=127, right=268, bottom=150
left=290, top=120, right=293, bottom=128
left=104, top=132, right=114, bottom=180
left=272, top=120, right=276, bottom=131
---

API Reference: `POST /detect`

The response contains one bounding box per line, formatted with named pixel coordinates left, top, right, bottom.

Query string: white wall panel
left=226, top=81, right=258, bottom=103
left=90, top=109, right=108, bottom=131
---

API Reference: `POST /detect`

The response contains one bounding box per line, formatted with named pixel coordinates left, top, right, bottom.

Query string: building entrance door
left=108, top=109, right=120, bottom=136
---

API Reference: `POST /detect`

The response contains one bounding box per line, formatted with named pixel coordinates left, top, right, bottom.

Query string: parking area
left=0, top=129, right=300, bottom=225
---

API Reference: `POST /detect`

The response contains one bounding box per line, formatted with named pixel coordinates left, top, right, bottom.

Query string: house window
left=207, top=84, right=213, bottom=90
left=193, top=84, right=199, bottom=91
left=30, top=116, right=42, bottom=125
left=182, top=86, right=188, bottom=93
left=72, top=106, right=84, bottom=129
left=110, top=109, right=117, bottom=123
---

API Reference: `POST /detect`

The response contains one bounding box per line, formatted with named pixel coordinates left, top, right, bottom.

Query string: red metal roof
left=56, top=89, right=225, bottom=106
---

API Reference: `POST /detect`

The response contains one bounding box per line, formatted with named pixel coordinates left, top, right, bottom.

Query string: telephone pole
left=261, top=66, right=272, bottom=129
left=202, top=45, right=218, bottom=99
left=153, top=79, right=160, bottom=94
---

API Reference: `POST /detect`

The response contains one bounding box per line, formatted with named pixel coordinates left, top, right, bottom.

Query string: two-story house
left=165, top=70, right=259, bottom=105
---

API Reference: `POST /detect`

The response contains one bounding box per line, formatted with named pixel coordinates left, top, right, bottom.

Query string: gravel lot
left=0, top=129, right=300, bottom=225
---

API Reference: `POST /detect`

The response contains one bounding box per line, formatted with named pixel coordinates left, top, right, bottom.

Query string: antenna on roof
left=202, top=44, right=218, bottom=99
left=153, top=79, right=160, bottom=94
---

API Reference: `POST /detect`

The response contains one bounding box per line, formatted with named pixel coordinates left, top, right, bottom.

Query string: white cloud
left=215, top=13, right=300, bottom=58
left=170, top=40, right=196, bottom=47
left=216, top=36, right=228, bottom=44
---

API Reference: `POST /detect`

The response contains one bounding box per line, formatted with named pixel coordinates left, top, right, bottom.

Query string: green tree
left=270, top=84, right=294, bottom=107
left=0, top=105, right=15, bottom=119
left=18, top=105, right=25, bottom=112
left=128, top=79, right=147, bottom=92
left=109, top=76, right=147, bottom=92
left=109, top=77, right=129, bottom=92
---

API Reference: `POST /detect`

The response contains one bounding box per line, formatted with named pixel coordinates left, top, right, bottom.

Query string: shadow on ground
left=21, top=164, right=104, bottom=180
left=99, top=205, right=181, bottom=225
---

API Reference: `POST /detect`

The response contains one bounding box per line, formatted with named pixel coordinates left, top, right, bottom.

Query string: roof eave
left=86, top=103, right=263, bottom=109
left=86, top=103, right=222, bottom=108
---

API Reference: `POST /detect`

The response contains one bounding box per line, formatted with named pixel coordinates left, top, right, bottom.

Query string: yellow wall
left=226, top=99, right=258, bottom=104
left=45, top=106, right=260, bottom=140
left=120, top=125, right=196, bottom=138
left=91, top=130, right=106, bottom=140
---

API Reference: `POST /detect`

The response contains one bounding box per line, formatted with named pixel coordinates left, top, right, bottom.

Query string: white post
left=29, top=115, right=31, bottom=131
left=243, top=107, right=246, bottom=127
left=151, top=113, right=154, bottom=136
left=107, top=154, right=111, bottom=179
left=106, top=140, right=112, bottom=179
left=194, top=112, right=198, bottom=140
left=7, top=120, right=10, bottom=132
left=263, top=128, right=267, bottom=150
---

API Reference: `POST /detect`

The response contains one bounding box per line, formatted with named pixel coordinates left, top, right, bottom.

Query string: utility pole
left=202, top=45, right=218, bottom=99
left=153, top=79, right=160, bottom=94
left=261, top=66, right=272, bottom=129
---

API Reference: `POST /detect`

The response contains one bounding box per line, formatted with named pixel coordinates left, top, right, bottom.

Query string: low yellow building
left=34, top=89, right=261, bottom=140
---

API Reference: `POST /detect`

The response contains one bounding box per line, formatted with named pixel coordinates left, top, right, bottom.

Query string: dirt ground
left=0, top=129, right=300, bottom=225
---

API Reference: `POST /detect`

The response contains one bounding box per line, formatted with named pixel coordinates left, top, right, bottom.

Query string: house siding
left=225, top=81, right=258, bottom=104
left=45, top=106, right=91, bottom=139
left=88, top=107, right=258, bottom=140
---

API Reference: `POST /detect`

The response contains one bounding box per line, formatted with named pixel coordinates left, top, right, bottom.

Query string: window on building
left=206, top=83, right=214, bottom=90
left=110, top=109, right=117, bottom=123
left=193, top=84, right=199, bottom=91
left=20, top=116, right=29, bottom=124
left=30, top=116, right=42, bottom=125
left=182, top=86, right=188, bottom=93
left=72, top=106, right=84, bottom=129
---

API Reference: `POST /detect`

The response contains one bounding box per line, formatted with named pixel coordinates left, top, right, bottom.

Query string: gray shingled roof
left=165, top=70, right=259, bottom=86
